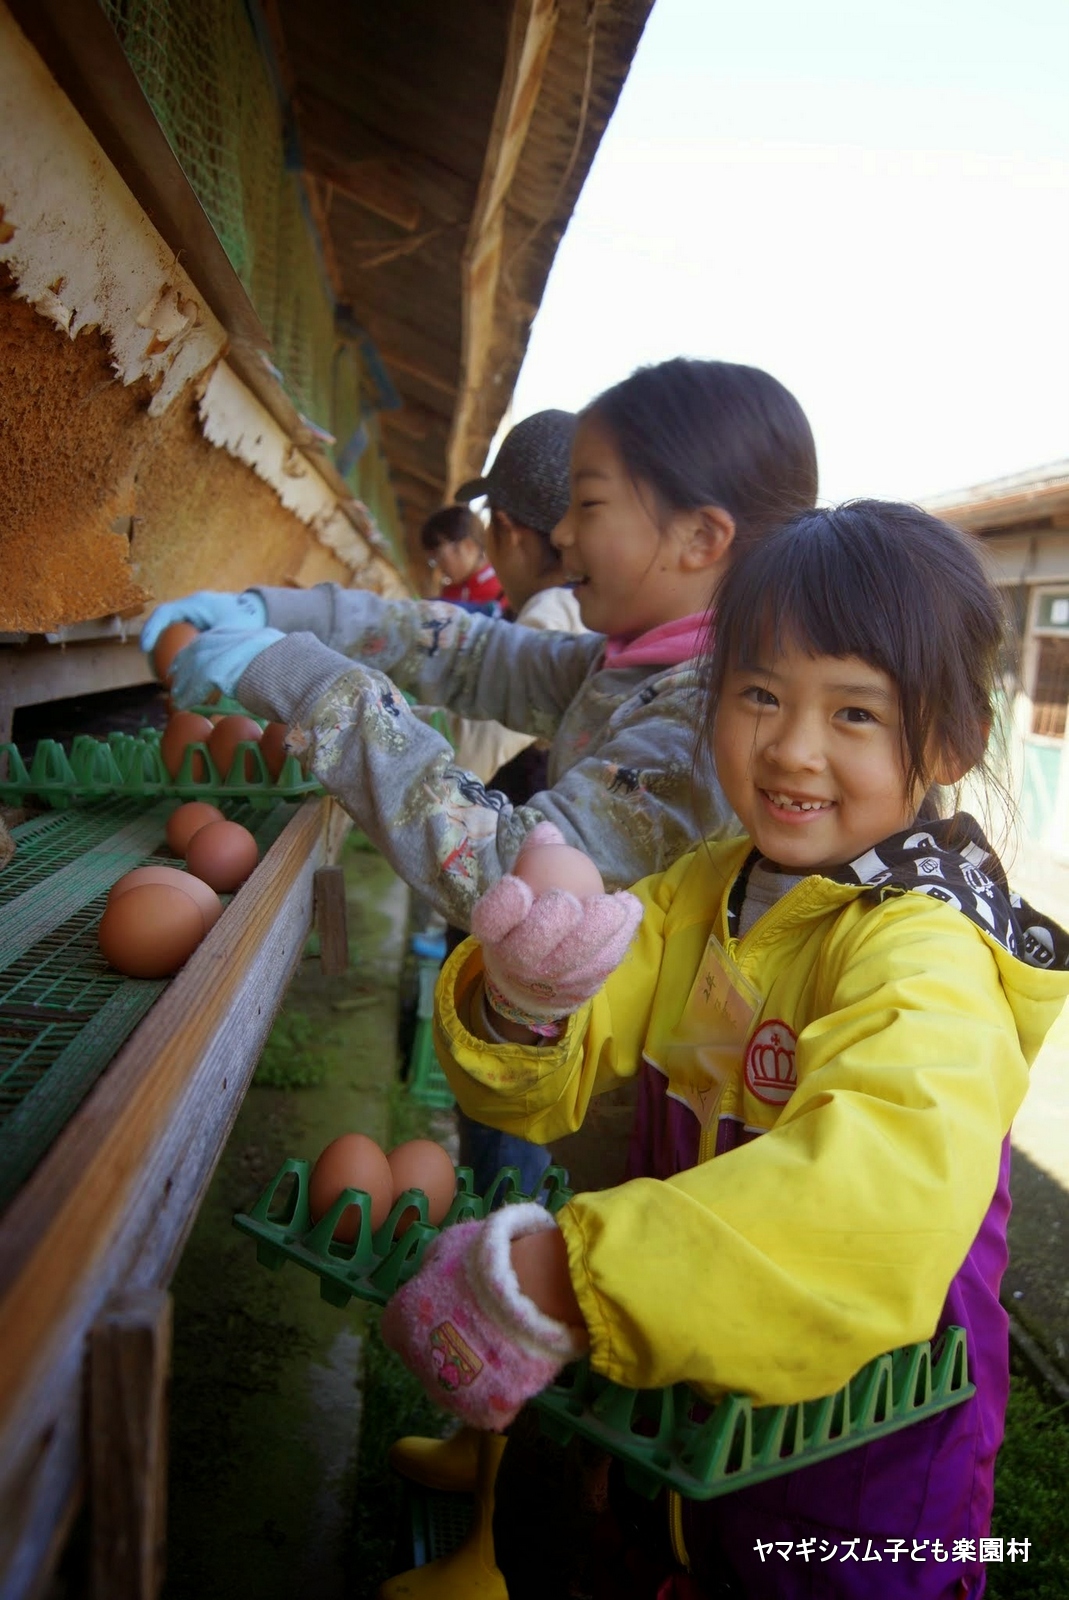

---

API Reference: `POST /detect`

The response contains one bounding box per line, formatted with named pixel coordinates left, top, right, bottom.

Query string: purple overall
left=628, top=1062, right=1009, bottom=1600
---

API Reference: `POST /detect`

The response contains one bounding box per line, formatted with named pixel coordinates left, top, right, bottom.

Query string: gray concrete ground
left=1002, top=841, right=1069, bottom=1381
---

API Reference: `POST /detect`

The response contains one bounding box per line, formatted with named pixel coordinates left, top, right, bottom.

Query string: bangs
left=717, top=514, right=907, bottom=682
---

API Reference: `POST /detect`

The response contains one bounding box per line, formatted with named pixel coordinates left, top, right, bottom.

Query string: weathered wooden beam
left=941, top=484, right=1069, bottom=535
left=0, top=641, right=156, bottom=745
left=392, top=460, right=448, bottom=495
left=313, top=865, right=349, bottom=976
left=446, top=0, right=559, bottom=494
left=89, top=1290, right=171, bottom=1600
left=382, top=427, right=453, bottom=487
left=293, top=91, right=474, bottom=223
left=375, top=347, right=457, bottom=399
left=379, top=399, right=448, bottom=444
left=303, top=148, right=421, bottom=233
left=299, top=174, right=345, bottom=300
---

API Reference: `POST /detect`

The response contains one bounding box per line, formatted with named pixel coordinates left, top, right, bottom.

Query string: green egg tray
left=533, top=1327, right=972, bottom=1501
left=0, top=727, right=322, bottom=808
left=234, top=1158, right=975, bottom=1501
left=233, top=1157, right=574, bottom=1308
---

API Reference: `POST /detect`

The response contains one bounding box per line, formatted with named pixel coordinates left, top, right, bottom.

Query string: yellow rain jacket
left=435, top=830, right=1069, bottom=1408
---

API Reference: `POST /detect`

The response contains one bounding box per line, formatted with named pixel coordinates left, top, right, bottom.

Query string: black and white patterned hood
left=829, top=813, right=1069, bottom=972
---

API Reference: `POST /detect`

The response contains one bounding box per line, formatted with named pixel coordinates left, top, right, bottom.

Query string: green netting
left=0, top=796, right=299, bottom=1213
left=99, top=0, right=403, bottom=559
left=355, top=413, right=404, bottom=548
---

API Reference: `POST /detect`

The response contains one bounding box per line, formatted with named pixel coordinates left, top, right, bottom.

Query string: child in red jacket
left=420, top=504, right=504, bottom=611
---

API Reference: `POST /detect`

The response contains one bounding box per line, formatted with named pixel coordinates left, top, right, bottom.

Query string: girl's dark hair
left=582, top=357, right=819, bottom=554
left=420, top=504, right=483, bottom=552
left=701, top=500, right=1006, bottom=799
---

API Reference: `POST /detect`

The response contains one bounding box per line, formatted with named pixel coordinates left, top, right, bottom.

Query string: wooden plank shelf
left=0, top=794, right=351, bottom=1600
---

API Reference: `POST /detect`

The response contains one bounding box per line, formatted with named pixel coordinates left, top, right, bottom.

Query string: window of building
left=1032, top=634, right=1069, bottom=737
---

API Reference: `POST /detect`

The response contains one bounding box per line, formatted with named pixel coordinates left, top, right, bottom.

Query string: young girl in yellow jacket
left=383, top=501, right=1069, bottom=1599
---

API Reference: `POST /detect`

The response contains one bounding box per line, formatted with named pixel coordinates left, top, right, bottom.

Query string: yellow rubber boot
left=387, top=1426, right=481, bottom=1493
left=377, top=1433, right=508, bottom=1599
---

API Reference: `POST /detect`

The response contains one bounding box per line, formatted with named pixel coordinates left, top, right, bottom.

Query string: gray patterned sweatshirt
left=238, top=584, right=736, bottom=928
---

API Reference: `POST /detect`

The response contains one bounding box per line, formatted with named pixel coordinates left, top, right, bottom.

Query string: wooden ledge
left=0, top=794, right=349, bottom=1598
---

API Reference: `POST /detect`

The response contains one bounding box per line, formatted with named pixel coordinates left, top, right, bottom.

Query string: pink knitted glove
left=472, top=825, right=644, bottom=1031
left=380, top=1203, right=587, bottom=1430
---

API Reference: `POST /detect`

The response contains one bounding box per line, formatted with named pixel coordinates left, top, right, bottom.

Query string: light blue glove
left=140, top=590, right=268, bottom=655
left=168, top=627, right=285, bottom=709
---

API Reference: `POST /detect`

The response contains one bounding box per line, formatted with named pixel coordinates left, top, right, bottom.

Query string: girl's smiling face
left=552, top=416, right=702, bottom=637
left=714, top=641, right=928, bottom=873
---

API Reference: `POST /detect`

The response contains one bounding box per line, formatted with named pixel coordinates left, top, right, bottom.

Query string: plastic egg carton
left=232, top=1157, right=574, bottom=1309
left=233, top=1158, right=975, bottom=1500
left=0, top=728, right=322, bottom=808
left=531, top=1326, right=973, bottom=1501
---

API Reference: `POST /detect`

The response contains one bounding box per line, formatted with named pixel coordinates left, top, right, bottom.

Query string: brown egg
left=308, top=1133, right=393, bottom=1243
left=108, top=865, right=222, bottom=934
left=208, top=715, right=264, bottom=783
left=165, top=801, right=226, bottom=858
left=259, top=721, right=291, bottom=781
left=152, top=621, right=199, bottom=682
left=513, top=842, right=605, bottom=899
left=98, top=883, right=205, bottom=977
left=185, top=819, right=259, bottom=892
left=160, top=712, right=214, bottom=780
left=387, top=1139, right=457, bottom=1234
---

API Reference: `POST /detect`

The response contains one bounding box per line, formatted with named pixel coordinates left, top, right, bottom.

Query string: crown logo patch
left=744, top=1019, right=798, bottom=1105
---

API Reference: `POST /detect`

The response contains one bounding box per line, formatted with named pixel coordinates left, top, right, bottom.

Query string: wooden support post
left=88, top=1289, right=171, bottom=1600
left=314, top=865, right=349, bottom=976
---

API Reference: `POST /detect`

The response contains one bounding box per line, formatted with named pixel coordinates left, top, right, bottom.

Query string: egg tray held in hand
left=233, top=1158, right=574, bottom=1309
left=234, top=1160, right=976, bottom=1503
left=0, top=728, right=321, bottom=808
left=530, top=1324, right=974, bottom=1502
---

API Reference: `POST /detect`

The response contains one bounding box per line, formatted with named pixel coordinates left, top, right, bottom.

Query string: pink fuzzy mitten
left=380, top=1203, right=587, bottom=1430
left=472, top=824, right=643, bottom=1031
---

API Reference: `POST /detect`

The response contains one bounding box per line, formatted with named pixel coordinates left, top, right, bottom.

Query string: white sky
left=509, top=0, right=1069, bottom=505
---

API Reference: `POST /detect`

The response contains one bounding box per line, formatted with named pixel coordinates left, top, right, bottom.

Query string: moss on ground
left=345, top=1084, right=458, bottom=1598
left=988, top=1358, right=1069, bottom=1597
left=162, top=834, right=408, bottom=1600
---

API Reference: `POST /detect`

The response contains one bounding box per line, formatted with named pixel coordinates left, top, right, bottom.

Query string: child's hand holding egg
left=471, top=823, right=643, bottom=1029
left=512, top=835, right=604, bottom=899
left=151, top=621, right=199, bottom=684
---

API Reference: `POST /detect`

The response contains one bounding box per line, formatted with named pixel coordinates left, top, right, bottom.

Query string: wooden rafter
left=445, top=0, right=559, bottom=495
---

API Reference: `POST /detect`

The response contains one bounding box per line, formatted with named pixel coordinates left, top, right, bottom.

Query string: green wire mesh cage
left=0, top=797, right=299, bottom=1211
left=96, top=0, right=404, bottom=554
